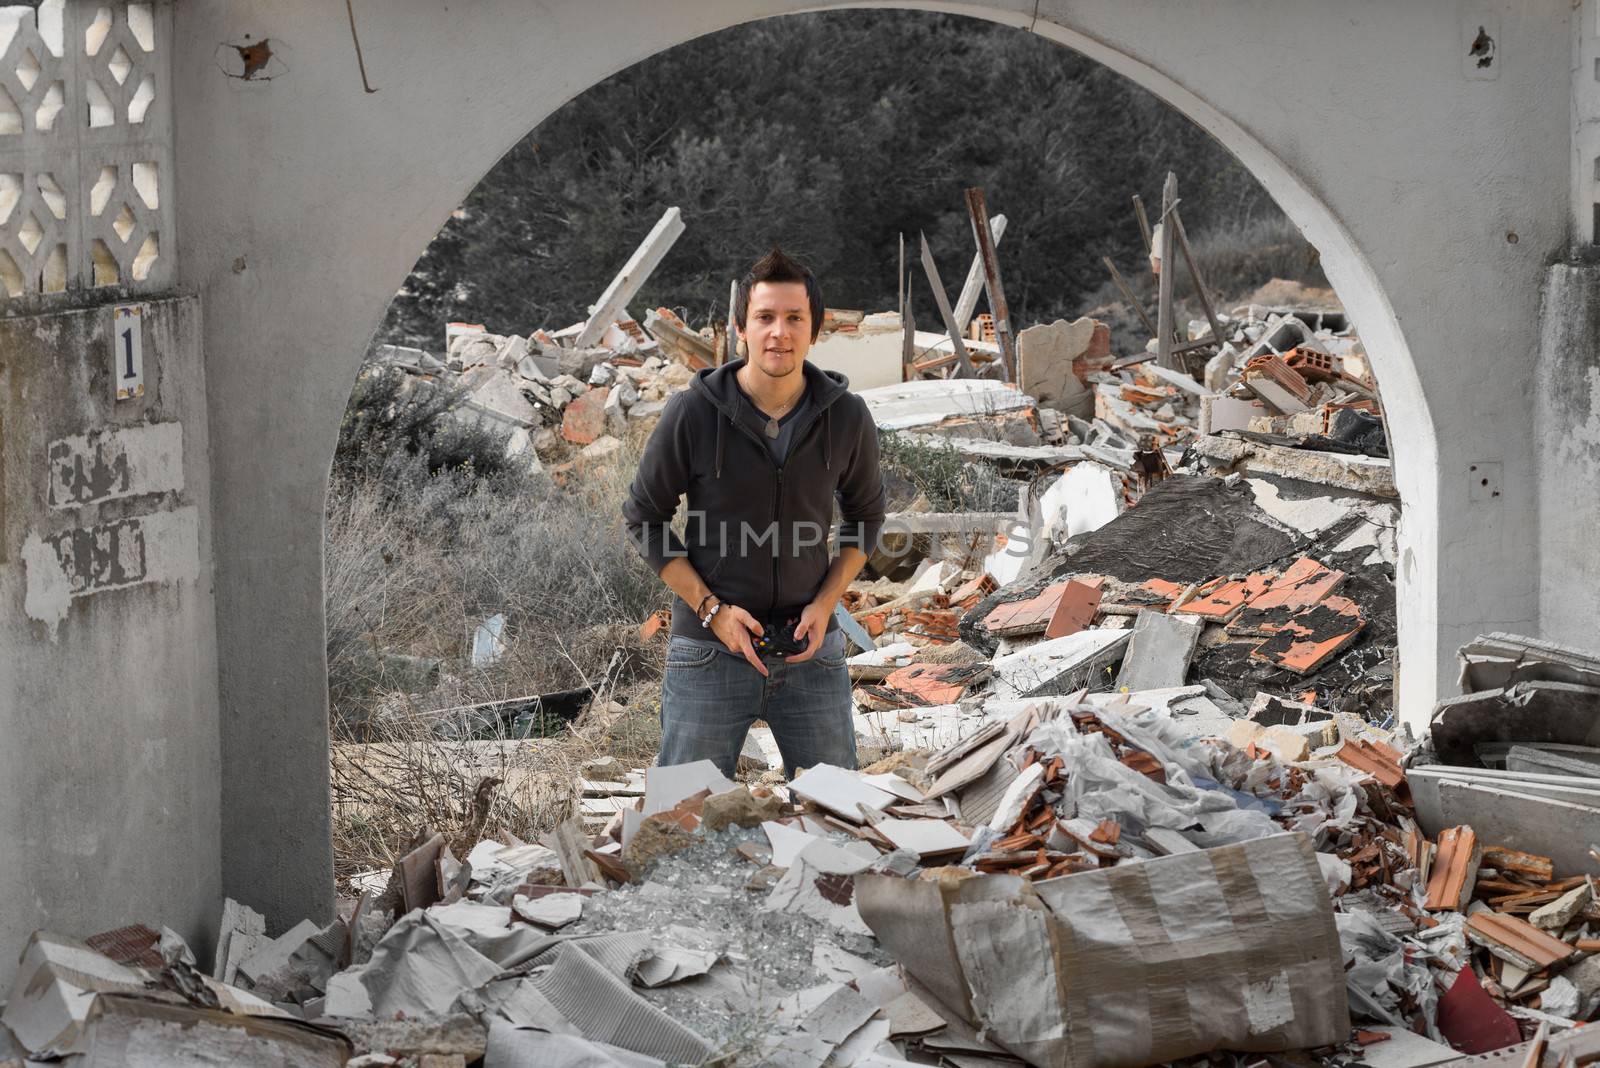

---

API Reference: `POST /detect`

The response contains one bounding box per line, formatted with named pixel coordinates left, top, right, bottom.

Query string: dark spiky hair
left=734, top=247, right=825, bottom=342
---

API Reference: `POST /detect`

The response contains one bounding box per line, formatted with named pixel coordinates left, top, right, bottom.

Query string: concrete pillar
left=0, top=298, right=220, bottom=989
left=1537, top=262, right=1600, bottom=644
left=1574, top=0, right=1600, bottom=246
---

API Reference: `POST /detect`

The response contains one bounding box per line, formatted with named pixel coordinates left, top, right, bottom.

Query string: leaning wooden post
left=918, top=231, right=976, bottom=378
left=1103, top=255, right=1159, bottom=339
left=1155, top=172, right=1179, bottom=370
left=963, top=187, right=1016, bottom=382
left=1132, top=194, right=1154, bottom=258
left=1170, top=206, right=1226, bottom=347
left=953, top=213, right=1007, bottom=335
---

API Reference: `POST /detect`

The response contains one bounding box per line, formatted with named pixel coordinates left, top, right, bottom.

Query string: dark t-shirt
left=742, top=385, right=811, bottom=466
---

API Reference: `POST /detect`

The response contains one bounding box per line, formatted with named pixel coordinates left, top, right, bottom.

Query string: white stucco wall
left=166, top=0, right=1570, bottom=927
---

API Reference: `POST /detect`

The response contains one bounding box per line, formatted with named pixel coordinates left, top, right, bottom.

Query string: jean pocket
left=666, top=641, right=720, bottom=669
left=813, top=652, right=848, bottom=670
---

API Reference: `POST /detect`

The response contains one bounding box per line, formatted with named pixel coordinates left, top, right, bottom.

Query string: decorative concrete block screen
left=0, top=0, right=172, bottom=312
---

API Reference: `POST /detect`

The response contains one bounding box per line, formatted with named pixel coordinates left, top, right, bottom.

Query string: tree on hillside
left=381, top=10, right=1289, bottom=349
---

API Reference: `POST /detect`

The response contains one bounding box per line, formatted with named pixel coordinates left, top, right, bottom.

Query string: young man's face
left=741, top=280, right=813, bottom=380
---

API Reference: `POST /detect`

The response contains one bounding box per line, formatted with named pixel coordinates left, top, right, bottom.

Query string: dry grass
left=323, top=421, right=673, bottom=883
left=1085, top=213, right=1331, bottom=356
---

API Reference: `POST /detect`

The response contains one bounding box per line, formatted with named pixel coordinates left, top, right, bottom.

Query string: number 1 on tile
left=114, top=304, right=144, bottom=401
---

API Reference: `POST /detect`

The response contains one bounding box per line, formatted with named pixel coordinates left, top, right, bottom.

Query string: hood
left=688, top=357, right=853, bottom=479
left=688, top=357, right=851, bottom=420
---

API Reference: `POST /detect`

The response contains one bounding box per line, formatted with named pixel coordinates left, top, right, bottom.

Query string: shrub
left=335, top=363, right=517, bottom=499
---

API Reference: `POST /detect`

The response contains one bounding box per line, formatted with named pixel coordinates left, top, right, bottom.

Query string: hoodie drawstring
left=709, top=380, right=831, bottom=477
left=715, top=414, right=725, bottom=479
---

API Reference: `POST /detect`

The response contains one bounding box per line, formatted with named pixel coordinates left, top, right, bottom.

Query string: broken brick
left=562, top=386, right=611, bottom=445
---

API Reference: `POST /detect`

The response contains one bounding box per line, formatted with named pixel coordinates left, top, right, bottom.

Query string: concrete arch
left=173, top=0, right=1564, bottom=928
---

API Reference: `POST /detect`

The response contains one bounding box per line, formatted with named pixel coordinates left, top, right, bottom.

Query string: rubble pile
left=16, top=632, right=1600, bottom=1068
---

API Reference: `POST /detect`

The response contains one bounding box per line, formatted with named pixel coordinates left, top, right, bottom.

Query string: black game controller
left=752, top=616, right=808, bottom=657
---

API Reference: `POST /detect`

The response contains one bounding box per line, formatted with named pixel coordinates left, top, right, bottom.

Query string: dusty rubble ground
left=8, top=227, right=1600, bottom=1068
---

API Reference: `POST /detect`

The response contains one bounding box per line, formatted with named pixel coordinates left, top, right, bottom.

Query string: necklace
left=739, top=368, right=803, bottom=438
left=762, top=392, right=804, bottom=438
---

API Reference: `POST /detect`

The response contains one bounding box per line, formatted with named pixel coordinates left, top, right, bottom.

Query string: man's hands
left=710, top=603, right=769, bottom=677
left=785, top=598, right=833, bottom=663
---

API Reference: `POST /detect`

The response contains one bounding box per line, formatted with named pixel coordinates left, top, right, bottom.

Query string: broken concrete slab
left=1113, top=610, right=1202, bottom=691
left=858, top=380, right=1033, bottom=432
left=1411, top=770, right=1600, bottom=878
left=1017, top=318, right=1097, bottom=417
left=73, top=995, right=352, bottom=1067
left=988, top=627, right=1131, bottom=699
left=1429, top=681, right=1600, bottom=768
left=574, top=208, right=686, bottom=350
left=2, top=933, right=150, bottom=1057
left=213, top=897, right=268, bottom=986
left=1191, top=433, right=1397, bottom=498
left=512, top=893, right=584, bottom=930
left=1529, top=883, right=1590, bottom=930
left=790, top=765, right=898, bottom=822
left=901, top=434, right=1085, bottom=468
left=1458, top=632, right=1600, bottom=693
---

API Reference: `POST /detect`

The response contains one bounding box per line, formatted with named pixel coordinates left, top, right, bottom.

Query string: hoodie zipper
left=696, top=364, right=838, bottom=618
left=724, top=406, right=826, bottom=619
left=772, top=466, right=784, bottom=618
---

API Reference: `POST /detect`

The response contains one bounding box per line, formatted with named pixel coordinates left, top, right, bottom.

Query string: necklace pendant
left=764, top=417, right=780, bottom=439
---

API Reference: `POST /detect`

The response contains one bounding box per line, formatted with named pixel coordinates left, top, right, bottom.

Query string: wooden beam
left=1132, top=195, right=1154, bottom=257
left=1154, top=173, right=1179, bottom=371
left=574, top=206, right=685, bottom=349
left=1171, top=206, right=1226, bottom=347
left=1102, top=255, right=1158, bottom=339
left=901, top=270, right=917, bottom=381
left=917, top=231, right=976, bottom=378
left=963, top=187, right=1017, bottom=382
left=953, top=213, right=1007, bottom=334
left=898, top=232, right=905, bottom=321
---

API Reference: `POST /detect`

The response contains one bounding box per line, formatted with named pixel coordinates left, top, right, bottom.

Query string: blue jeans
left=658, top=630, right=856, bottom=779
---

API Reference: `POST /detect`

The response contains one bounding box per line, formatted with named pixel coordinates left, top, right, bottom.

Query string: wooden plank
left=1132, top=194, right=1154, bottom=256
left=963, top=187, right=1017, bottom=382
left=551, top=817, right=604, bottom=888
left=1155, top=172, right=1179, bottom=371
left=574, top=206, right=685, bottom=349
left=917, top=232, right=976, bottom=378
left=1103, top=255, right=1158, bottom=339
left=898, top=232, right=905, bottom=325
left=394, top=831, right=446, bottom=913
left=953, top=213, right=1007, bottom=334
left=1171, top=205, right=1226, bottom=347
left=901, top=271, right=917, bottom=381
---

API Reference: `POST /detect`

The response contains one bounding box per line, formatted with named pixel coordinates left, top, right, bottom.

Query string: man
left=622, top=248, right=886, bottom=778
